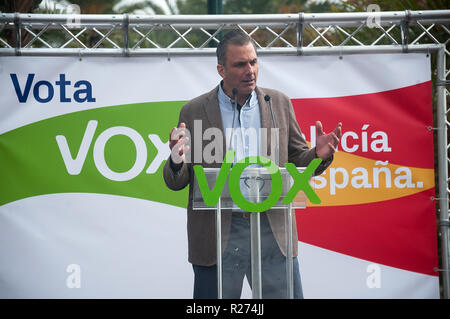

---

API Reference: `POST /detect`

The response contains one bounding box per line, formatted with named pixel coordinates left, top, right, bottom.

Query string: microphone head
left=232, top=88, right=238, bottom=96
left=264, top=95, right=271, bottom=102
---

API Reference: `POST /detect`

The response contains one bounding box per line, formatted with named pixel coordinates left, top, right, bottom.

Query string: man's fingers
left=334, top=122, right=342, bottom=139
left=329, top=132, right=340, bottom=146
left=172, top=127, right=186, bottom=139
left=176, top=137, right=190, bottom=155
left=169, top=127, right=177, bottom=149
left=169, top=127, right=176, bottom=139
left=316, top=122, right=342, bottom=137
left=315, top=121, right=324, bottom=136
left=327, top=142, right=337, bottom=153
left=171, top=136, right=189, bottom=164
left=178, top=146, right=183, bottom=156
left=171, top=123, right=186, bottom=136
left=313, top=121, right=343, bottom=160
left=183, top=144, right=190, bottom=155
left=169, top=123, right=188, bottom=150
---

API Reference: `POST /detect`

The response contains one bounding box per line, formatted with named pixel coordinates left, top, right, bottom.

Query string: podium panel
left=192, top=167, right=308, bottom=210
left=193, top=166, right=308, bottom=299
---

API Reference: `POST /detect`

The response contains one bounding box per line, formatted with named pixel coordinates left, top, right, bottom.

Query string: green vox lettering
left=193, top=150, right=322, bottom=213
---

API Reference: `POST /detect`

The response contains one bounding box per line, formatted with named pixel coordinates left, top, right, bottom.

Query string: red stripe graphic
left=292, top=81, right=434, bottom=168
left=296, top=189, right=438, bottom=276
left=292, top=82, right=438, bottom=276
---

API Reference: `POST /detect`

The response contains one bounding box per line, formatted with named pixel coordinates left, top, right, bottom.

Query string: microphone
left=264, top=95, right=276, bottom=129
left=229, top=88, right=239, bottom=152
left=264, top=94, right=279, bottom=165
left=232, top=88, right=243, bottom=120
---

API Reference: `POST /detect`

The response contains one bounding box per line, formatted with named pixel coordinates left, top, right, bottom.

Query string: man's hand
left=315, top=121, right=342, bottom=160
left=169, top=122, right=190, bottom=167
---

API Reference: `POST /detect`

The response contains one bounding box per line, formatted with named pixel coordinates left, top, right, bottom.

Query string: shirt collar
left=218, top=81, right=257, bottom=112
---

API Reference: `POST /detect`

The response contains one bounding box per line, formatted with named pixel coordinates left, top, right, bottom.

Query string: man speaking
left=163, top=30, right=342, bottom=299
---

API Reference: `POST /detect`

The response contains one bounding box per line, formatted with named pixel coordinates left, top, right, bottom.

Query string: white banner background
left=0, top=54, right=439, bottom=298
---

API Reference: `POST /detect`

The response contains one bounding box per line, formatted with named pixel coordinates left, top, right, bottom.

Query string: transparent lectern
left=192, top=166, right=307, bottom=299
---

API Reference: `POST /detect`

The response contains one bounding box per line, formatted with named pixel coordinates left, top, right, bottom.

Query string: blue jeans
left=193, top=213, right=303, bottom=299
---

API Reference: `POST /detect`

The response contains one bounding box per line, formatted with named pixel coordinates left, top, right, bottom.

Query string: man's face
left=217, top=42, right=258, bottom=101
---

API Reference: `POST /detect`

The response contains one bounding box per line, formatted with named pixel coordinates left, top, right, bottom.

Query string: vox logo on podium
left=193, top=150, right=322, bottom=213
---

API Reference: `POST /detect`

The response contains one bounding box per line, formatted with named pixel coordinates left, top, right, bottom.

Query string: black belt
left=232, top=211, right=266, bottom=219
left=232, top=211, right=251, bottom=219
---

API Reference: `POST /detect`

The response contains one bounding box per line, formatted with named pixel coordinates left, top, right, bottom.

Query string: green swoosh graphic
left=0, top=101, right=188, bottom=208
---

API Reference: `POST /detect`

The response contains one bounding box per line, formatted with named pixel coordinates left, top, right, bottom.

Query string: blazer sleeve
left=287, top=99, right=333, bottom=176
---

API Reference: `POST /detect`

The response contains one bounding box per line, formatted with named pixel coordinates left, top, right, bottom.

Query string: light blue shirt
left=218, top=84, right=262, bottom=209
left=217, top=83, right=262, bottom=162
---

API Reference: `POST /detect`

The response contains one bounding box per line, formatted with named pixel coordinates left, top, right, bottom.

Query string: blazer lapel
left=201, top=85, right=227, bottom=163
left=256, top=86, right=273, bottom=154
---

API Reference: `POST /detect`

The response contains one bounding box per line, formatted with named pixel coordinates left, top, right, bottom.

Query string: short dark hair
left=216, top=30, right=256, bottom=65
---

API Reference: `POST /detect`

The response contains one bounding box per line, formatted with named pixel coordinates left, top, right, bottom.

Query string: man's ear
left=217, top=64, right=225, bottom=79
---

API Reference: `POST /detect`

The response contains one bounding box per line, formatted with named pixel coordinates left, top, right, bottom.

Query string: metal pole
left=286, top=203, right=294, bottom=299
left=1, top=44, right=441, bottom=57
left=250, top=212, right=262, bottom=299
left=436, top=46, right=450, bottom=299
left=13, top=12, right=21, bottom=56
left=208, top=0, right=223, bottom=15
left=250, top=172, right=262, bottom=299
left=216, top=197, right=223, bottom=299
left=207, top=0, right=223, bottom=48
left=2, top=10, right=449, bottom=26
left=122, top=13, right=129, bottom=57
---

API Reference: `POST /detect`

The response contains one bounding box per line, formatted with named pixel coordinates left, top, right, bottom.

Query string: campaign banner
left=0, top=54, right=438, bottom=298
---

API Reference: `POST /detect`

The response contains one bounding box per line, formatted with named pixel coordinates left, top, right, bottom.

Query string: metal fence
left=0, top=9, right=449, bottom=298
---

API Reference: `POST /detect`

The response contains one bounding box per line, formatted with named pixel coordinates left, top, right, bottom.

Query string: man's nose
left=245, top=62, right=254, bottom=73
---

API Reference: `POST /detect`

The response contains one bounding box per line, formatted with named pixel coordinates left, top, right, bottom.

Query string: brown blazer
left=163, top=85, right=332, bottom=266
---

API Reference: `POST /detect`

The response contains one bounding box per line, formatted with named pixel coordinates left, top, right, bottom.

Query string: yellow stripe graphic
left=306, top=151, right=434, bottom=207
